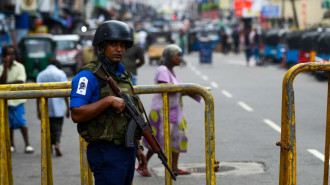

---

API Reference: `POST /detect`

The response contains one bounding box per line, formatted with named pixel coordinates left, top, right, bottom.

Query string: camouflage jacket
left=77, top=60, right=142, bottom=144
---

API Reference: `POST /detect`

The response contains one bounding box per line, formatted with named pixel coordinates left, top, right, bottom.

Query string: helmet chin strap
left=98, top=55, right=117, bottom=69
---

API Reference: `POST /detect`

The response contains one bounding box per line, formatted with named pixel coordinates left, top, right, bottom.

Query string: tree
left=290, top=0, right=299, bottom=28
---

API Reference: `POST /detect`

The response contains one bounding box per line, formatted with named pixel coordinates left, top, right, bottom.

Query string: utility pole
left=290, top=0, right=300, bottom=28
left=282, top=0, right=285, bottom=19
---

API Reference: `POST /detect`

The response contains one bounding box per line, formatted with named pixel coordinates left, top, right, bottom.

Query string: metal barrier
left=277, top=62, right=330, bottom=185
left=0, top=82, right=217, bottom=185
left=0, top=82, right=72, bottom=185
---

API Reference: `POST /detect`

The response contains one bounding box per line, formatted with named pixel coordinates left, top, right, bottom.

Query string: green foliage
left=201, top=2, right=218, bottom=11
left=210, top=2, right=218, bottom=10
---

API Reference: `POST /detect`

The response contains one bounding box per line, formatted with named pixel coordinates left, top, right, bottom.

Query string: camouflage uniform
left=71, top=59, right=142, bottom=185
left=77, top=60, right=142, bottom=144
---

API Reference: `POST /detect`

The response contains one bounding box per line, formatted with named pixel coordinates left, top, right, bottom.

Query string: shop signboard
left=234, top=0, right=253, bottom=17
left=261, top=5, right=280, bottom=18
left=219, top=0, right=230, bottom=9
left=234, top=0, right=252, bottom=10
left=242, top=8, right=261, bottom=17
left=21, top=0, right=37, bottom=11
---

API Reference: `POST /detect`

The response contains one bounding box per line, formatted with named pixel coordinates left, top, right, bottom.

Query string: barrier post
left=279, top=74, right=295, bottom=185
left=204, top=88, right=216, bottom=185
left=0, top=99, right=9, bottom=185
left=4, top=99, right=13, bottom=185
left=162, top=92, right=172, bottom=185
left=40, top=97, right=53, bottom=185
left=80, top=137, right=93, bottom=185
left=323, top=72, right=330, bottom=185
left=278, top=62, right=330, bottom=185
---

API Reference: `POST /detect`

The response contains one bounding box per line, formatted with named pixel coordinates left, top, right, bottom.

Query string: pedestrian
left=121, top=28, right=145, bottom=85
left=232, top=26, right=240, bottom=54
left=178, top=32, right=185, bottom=56
left=187, top=30, right=194, bottom=54
left=244, top=27, right=253, bottom=66
left=220, top=29, right=229, bottom=55
left=70, top=20, right=147, bottom=185
left=137, top=44, right=201, bottom=177
left=36, top=59, right=70, bottom=157
left=138, top=29, right=148, bottom=50
left=0, top=45, right=34, bottom=153
left=250, top=27, right=261, bottom=65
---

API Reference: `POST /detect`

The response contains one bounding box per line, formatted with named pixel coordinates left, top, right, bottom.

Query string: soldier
left=70, top=20, right=147, bottom=185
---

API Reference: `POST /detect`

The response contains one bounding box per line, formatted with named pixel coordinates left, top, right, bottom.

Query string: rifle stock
left=105, top=77, right=177, bottom=180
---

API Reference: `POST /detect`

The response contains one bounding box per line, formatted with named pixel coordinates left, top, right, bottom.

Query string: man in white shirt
left=36, top=59, right=70, bottom=156
left=0, top=45, right=34, bottom=153
left=138, top=30, right=148, bottom=50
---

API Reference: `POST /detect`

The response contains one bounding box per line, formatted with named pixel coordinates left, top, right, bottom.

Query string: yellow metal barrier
left=0, top=82, right=71, bottom=185
left=0, top=99, right=12, bottom=185
left=134, top=83, right=217, bottom=185
left=0, top=82, right=217, bottom=185
left=278, top=62, right=330, bottom=185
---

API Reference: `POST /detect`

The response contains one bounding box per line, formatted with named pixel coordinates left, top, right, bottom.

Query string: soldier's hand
left=109, top=96, right=125, bottom=113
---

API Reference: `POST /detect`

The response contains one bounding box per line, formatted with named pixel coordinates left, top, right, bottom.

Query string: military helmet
left=92, top=20, right=133, bottom=48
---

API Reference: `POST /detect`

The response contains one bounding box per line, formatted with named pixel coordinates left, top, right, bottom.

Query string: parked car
left=19, top=34, right=56, bottom=80
left=53, top=34, right=83, bottom=74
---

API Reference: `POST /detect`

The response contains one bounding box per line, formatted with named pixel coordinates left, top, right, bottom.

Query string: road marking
left=307, top=149, right=330, bottom=164
left=263, top=119, right=281, bottom=133
left=187, top=61, right=328, bottom=165
left=238, top=101, right=253, bottom=112
left=222, top=90, right=233, bottom=98
left=201, top=75, right=209, bottom=81
left=210, top=81, right=219, bottom=88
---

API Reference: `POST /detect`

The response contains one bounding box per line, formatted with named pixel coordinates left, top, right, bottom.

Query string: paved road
left=9, top=51, right=328, bottom=185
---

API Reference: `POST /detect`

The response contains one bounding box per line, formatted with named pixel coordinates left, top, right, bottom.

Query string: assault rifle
left=106, top=76, right=177, bottom=180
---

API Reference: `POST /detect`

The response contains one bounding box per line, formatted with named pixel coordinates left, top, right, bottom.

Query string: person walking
left=244, top=27, right=253, bottom=66
left=232, top=26, right=240, bottom=54
left=250, top=27, right=261, bottom=65
left=70, top=20, right=147, bottom=185
left=137, top=44, right=201, bottom=177
left=121, top=28, right=145, bottom=85
left=178, top=32, right=185, bottom=56
left=138, top=29, right=148, bottom=51
left=220, top=29, right=229, bottom=55
left=0, top=45, right=34, bottom=153
left=36, top=59, right=70, bottom=157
